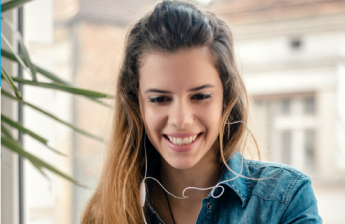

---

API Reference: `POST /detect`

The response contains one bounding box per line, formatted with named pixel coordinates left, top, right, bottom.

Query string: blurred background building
left=2, top=0, right=345, bottom=223
left=211, top=1, right=345, bottom=223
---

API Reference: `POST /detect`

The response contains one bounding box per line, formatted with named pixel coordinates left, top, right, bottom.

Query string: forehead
left=139, top=47, right=220, bottom=92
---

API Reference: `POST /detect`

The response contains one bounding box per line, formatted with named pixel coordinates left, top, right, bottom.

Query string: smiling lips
left=163, top=132, right=202, bottom=145
left=167, top=134, right=198, bottom=145
left=163, top=133, right=202, bottom=152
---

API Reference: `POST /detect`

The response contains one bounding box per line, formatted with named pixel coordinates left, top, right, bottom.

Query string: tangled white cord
left=140, top=121, right=249, bottom=223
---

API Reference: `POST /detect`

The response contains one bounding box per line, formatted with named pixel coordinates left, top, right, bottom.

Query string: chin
left=167, top=157, right=199, bottom=170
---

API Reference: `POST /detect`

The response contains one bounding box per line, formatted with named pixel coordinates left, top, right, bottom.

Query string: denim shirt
left=145, top=152, right=322, bottom=224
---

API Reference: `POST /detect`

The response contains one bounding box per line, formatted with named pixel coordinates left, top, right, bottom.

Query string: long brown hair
left=81, top=1, right=260, bottom=223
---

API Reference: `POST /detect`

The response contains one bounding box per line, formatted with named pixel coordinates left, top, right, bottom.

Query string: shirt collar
left=217, top=152, right=249, bottom=207
left=145, top=151, right=249, bottom=208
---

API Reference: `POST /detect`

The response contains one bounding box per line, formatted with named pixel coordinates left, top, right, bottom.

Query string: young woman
left=81, top=1, right=322, bottom=223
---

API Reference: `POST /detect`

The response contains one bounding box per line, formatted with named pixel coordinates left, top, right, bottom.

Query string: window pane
left=281, top=130, right=292, bottom=165
left=304, top=97, right=315, bottom=114
left=305, top=129, right=316, bottom=171
left=280, top=99, right=291, bottom=115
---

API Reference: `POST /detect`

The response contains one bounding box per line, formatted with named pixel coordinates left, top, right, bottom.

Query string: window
left=281, top=130, right=292, bottom=165
left=280, top=99, right=291, bottom=115
left=290, top=37, right=302, bottom=50
left=305, top=129, right=316, bottom=171
left=253, top=95, right=317, bottom=173
left=304, top=97, right=315, bottom=114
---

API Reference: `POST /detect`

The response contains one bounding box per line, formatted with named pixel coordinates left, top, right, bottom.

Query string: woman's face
left=138, top=47, right=224, bottom=170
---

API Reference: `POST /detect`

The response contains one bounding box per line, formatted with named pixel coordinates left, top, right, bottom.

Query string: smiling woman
left=80, top=1, right=322, bottom=224
left=139, top=47, right=223, bottom=171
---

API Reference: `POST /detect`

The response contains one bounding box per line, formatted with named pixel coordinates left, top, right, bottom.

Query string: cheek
left=140, top=95, right=162, bottom=130
left=200, top=101, right=223, bottom=138
left=142, top=106, right=166, bottom=145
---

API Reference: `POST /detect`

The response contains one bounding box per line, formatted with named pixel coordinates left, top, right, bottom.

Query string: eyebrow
left=144, top=84, right=215, bottom=94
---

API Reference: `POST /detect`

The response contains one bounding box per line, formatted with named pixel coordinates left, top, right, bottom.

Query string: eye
left=149, top=96, right=170, bottom=104
left=191, top=94, right=211, bottom=100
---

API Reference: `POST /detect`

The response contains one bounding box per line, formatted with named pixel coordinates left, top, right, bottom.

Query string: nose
left=168, top=99, right=194, bottom=129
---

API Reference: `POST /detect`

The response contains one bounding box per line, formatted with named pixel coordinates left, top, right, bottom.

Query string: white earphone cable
left=141, top=121, right=249, bottom=200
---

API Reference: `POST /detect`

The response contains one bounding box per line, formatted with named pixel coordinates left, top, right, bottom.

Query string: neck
left=159, top=141, right=222, bottom=201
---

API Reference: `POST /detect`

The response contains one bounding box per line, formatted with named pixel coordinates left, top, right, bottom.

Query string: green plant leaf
left=1, top=135, right=86, bottom=187
left=1, top=67, right=22, bottom=99
left=1, top=32, right=34, bottom=79
left=10, top=77, right=115, bottom=98
left=30, top=160, right=51, bottom=181
left=2, top=89, right=106, bottom=143
left=1, top=16, right=37, bottom=81
left=45, top=145, right=68, bottom=157
left=2, top=125, right=57, bottom=183
left=1, top=48, right=71, bottom=85
left=1, top=0, right=35, bottom=13
left=1, top=49, right=112, bottom=108
left=2, top=114, right=46, bottom=143
left=1, top=114, right=68, bottom=156
left=1, top=123, right=14, bottom=139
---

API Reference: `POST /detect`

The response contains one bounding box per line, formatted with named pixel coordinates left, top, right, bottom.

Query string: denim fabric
left=145, top=152, right=322, bottom=224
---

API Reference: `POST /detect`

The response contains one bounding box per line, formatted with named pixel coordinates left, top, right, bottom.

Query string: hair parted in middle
left=80, top=1, right=260, bottom=223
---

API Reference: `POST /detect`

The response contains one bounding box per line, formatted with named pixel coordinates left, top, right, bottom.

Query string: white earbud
left=140, top=132, right=149, bottom=224
left=140, top=181, right=146, bottom=207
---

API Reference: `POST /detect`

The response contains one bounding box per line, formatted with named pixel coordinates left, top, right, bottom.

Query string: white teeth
left=166, top=134, right=199, bottom=145
left=172, top=137, right=177, bottom=144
